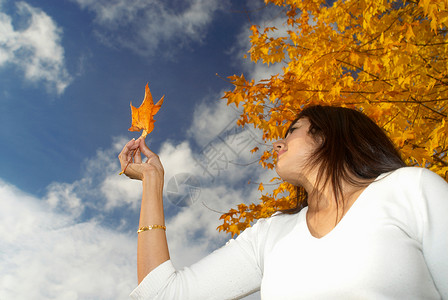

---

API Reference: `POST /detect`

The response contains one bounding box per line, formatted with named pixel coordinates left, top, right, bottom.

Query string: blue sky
left=0, top=0, right=285, bottom=299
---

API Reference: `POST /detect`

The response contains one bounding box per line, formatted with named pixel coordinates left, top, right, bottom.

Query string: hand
left=118, top=138, right=164, bottom=181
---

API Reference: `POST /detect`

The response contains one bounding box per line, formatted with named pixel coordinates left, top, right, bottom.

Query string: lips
left=277, top=150, right=286, bottom=157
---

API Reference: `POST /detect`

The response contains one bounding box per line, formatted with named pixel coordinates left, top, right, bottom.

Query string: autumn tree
left=219, top=0, right=448, bottom=237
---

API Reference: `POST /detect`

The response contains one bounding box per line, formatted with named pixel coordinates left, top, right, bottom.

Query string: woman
left=119, top=105, right=448, bottom=299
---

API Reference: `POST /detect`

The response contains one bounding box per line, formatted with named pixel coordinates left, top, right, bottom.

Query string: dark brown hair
left=283, top=105, right=407, bottom=214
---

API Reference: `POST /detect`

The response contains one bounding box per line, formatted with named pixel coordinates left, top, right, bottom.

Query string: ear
left=309, top=127, right=324, bottom=145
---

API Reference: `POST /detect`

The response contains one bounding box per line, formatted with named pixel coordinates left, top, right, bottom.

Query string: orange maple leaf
left=119, top=83, right=164, bottom=175
left=129, top=83, right=164, bottom=138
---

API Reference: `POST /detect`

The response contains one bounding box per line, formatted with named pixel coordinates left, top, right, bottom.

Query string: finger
left=118, top=139, right=136, bottom=166
left=129, top=140, right=140, bottom=150
left=134, top=147, right=142, bottom=164
left=118, top=139, right=133, bottom=159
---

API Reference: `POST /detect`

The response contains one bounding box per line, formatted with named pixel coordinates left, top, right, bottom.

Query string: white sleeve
left=129, top=219, right=268, bottom=300
left=419, top=168, right=448, bottom=299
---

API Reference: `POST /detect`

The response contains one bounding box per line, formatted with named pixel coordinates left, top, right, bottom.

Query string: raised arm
left=120, top=138, right=264, bottom=299
left=118, top=138, right=169, bottom=283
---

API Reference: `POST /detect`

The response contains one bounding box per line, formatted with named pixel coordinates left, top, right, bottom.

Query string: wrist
left=141, top=168, right=163, bottom=179
left=142, top=170, right=164, bottom=186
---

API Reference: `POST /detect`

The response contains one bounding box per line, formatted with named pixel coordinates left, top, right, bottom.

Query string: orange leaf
left=250, top=146, right=259, bottom=153
left=129, top=83, right=164, bottom=138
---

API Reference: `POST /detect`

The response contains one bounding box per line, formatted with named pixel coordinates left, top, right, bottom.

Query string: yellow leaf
left=129, top=83, right=164, bottom=138
left=405, top=24, right=415, bottom=40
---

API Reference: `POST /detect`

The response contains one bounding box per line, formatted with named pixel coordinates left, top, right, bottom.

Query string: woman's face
left=273, top=117, right=320, bottom=186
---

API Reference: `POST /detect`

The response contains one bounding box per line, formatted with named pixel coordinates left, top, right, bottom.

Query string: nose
left=273, top=140, right=285, bottom=153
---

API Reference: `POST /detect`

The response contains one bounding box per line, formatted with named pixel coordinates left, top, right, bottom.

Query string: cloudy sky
left=0, top=1, right=285, bottom=299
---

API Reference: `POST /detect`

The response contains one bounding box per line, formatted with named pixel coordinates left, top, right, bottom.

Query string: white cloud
left=0, top=2, right=72, bottom=94
left=101, top=175, right=142, bottom=210
left=159, top=141, right=197, bottom=180
left=46, top=181, right=84, bottom=218
left=188, top=96, right=240, bottom=146
left=72, top=0, right=222, bottom=57
left=0, top=179, right=136, bottom=300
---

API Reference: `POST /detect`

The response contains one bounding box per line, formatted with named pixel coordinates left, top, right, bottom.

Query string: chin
left=274, top=165, right=283, bottom=178
left=275, top=166, right=298, bottom=186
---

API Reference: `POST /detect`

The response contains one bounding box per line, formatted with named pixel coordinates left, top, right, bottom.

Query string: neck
left=305, top=179, right=369, bottom=215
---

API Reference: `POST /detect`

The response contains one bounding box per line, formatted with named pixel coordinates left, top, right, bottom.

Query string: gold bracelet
left=137, top=225, right=166, bottom=233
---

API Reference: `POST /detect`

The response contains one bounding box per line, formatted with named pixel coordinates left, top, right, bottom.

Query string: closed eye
left=286, top=126, right=300, bottom=138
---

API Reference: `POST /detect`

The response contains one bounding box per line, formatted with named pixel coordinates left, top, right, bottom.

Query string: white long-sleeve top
left=130, top=167, right=448, bottom=299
